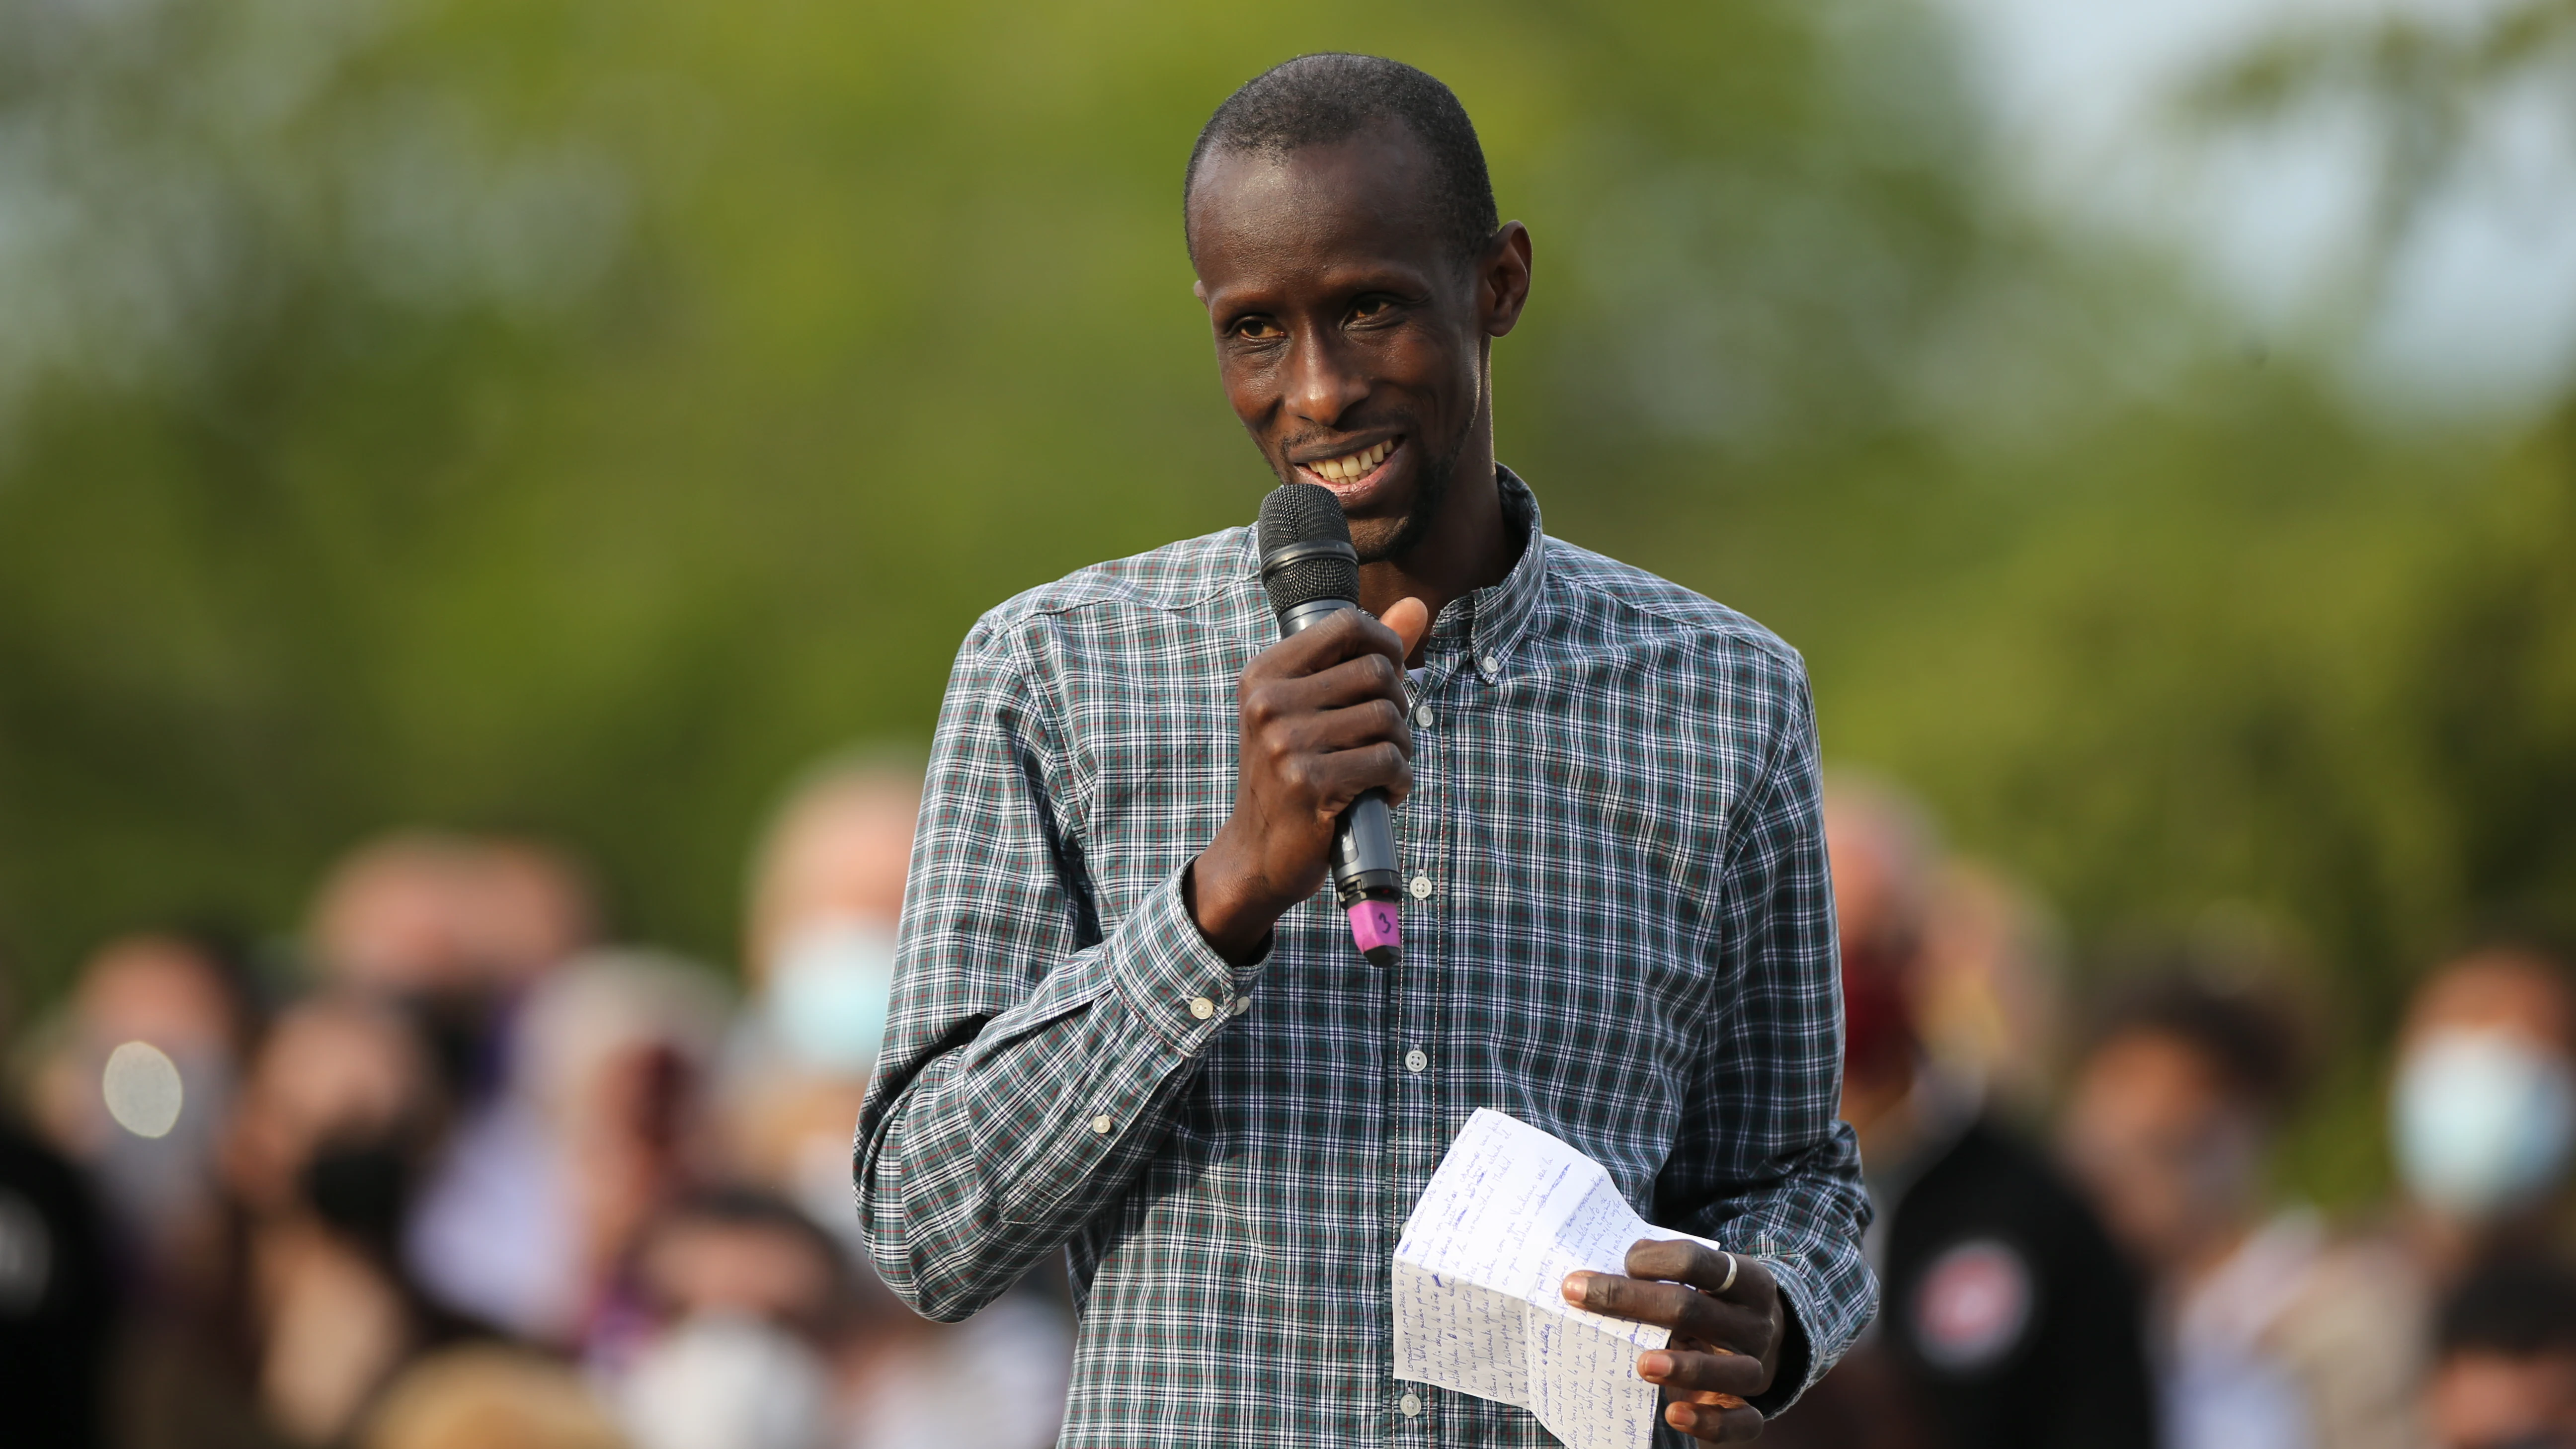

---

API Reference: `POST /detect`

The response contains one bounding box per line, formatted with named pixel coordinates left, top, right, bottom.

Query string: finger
left=1378, top=595, right=1431, bottom=662
left=1295, top=696, right=1411, bottom=757
left=1625, top=1240, right=1775, bottom=1311
left=1293, top=740, right=1412, bottom=813
left=1667, top=1399, right=1764, bottom=1443
left=1257, top=606, right=1408, bottom=676
left=1270, top=650, right=1407, bottom=713
left=1637, top=1349, right=1765, bottom=1399
left=1561, top=1272, right=1727, bottom=1342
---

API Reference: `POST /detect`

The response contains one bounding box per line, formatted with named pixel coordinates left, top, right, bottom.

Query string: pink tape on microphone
left=1348, top=900, right=1401, bottom=966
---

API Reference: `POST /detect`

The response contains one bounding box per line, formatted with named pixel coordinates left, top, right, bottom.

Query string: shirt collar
left=1233, top=463, right=1551, bottom=678
left=1424, top=464, right=1547, bottom=679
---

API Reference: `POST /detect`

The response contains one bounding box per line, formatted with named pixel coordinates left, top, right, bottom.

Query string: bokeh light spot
left=102, top=1041, right=184, bottom=1139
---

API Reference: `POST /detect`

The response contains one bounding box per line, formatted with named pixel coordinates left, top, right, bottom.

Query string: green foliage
left=2, top=0, right=2571, bottom=1218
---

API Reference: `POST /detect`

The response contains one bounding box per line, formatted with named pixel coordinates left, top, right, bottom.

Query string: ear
left=1479, top=222, right=1533, bottom=339
left=1193, top=279, right=1209, bottom=306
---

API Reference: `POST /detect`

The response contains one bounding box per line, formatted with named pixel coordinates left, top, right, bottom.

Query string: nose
left=1284, top=323, right=1368, bottom=428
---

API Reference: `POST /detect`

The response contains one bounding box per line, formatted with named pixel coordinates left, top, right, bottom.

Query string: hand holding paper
left=1393, top=1109, right=1782, bottom=1448
left=1564, top=1240, right=1781, bottom=1443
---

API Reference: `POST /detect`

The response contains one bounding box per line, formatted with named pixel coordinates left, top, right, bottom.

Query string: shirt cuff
left=1109, top=864, right=1270, bottom=1055
left=1748, top=1259, right=1825, bottom=1417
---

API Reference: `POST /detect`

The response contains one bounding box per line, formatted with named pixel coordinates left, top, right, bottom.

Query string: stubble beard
left=1353, top=420, right=1469, bottom=566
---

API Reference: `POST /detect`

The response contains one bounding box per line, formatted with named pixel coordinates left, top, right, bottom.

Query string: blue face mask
left=2393, top=1029, right=2576, bottom=1220
left=763, top=920, right=898, bottom=1075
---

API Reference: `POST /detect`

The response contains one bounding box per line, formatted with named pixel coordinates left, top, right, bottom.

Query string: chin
left=1349, top=520, right=1409, bottom=565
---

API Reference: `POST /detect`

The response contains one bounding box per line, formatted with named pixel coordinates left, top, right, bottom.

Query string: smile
left=1298, top=438, right=1397, bottom=486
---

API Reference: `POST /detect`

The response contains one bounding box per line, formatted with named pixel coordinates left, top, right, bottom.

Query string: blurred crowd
left=0, top=755, right=1071, bottom=1449
left=1776, top=776, right=2576, bottom=1449
left=6, top=758, right=2576, bottom=1449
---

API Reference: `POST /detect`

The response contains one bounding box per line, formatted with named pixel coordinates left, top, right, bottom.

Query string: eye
left=1232, top=316, right=1285, bottom=341
left=1349, top=296, right=1393, bottom=323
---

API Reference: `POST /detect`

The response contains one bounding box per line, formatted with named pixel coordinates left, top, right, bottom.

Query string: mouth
left=1294, top=437, right=1401, bottom=494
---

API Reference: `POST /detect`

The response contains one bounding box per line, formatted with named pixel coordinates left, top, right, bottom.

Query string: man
left=857, top=54, right=1872, bottom=1448
left=2424, top=1254, right=2576, bottom=1449
left=2388, top=944, right=2576, bottom=1281
left=1787, top=780, right=2152, bottom=1449
left=2061, top=974, right=2406, bottom=1449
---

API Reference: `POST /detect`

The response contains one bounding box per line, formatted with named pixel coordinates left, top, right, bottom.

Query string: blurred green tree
left=0, top=0, right=2569, bottom=1222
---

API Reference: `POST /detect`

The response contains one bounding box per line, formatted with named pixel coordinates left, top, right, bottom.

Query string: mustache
left=1278, top=423, right=1403, bottom=459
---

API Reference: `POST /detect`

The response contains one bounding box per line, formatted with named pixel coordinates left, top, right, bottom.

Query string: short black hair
left=1185, top=54, right=1499, bottom=264
left=2092, top=973, right=2311, bottom=1119
left=2441, top=1255, right=2576, bottom=1359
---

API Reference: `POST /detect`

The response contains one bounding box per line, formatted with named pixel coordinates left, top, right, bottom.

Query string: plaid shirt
left=858, top=468, right=1873, bottom=1448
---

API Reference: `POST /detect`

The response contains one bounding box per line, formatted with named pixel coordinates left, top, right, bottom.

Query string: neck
left=2173, top=1216, right=2260, bottom=1289
left=1356, top=397, right=1511, bottom=655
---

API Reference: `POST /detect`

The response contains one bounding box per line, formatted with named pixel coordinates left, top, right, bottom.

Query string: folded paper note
left=1394, top=1108, right=1719, bottom=1449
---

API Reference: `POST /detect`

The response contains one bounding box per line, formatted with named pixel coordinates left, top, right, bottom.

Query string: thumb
left=1379, top=596, right=1432, bottom=664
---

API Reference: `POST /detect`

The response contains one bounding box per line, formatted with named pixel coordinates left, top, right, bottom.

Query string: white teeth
left=1312, top=441, right=1393, bottom=482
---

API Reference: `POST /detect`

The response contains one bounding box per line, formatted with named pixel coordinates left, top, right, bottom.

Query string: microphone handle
left=1278, top=598, right=1406, bottom=966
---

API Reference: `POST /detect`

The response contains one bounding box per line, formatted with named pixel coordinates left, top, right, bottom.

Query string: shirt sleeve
left=1651, top=653, right=1876, bottom=1419
left=854, top=613, right=1264, bottom=1323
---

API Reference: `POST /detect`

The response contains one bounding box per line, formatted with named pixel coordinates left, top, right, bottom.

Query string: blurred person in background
left=362, top=1345, right=626, bottom=1449
left=1779, top=775, right=2153, bottom=1449
left=305, top=830, right=606, bottom=1340
left=724, top=752, right=1072, bottom=1449
left=218, top=992, right=465, bottom=1447
left=1912, top=861, right=2066, bottom=1117
left=2390, top=944, right=2576, bottom=1283
left=726, top=757, right=918, bottom=1249
left=2425, top=1255, right=2576, bottom=1449
left=513, top=947, right=731, bottom=1349
left=2061, top=974, right=2423, bottom=1449
left=22, top=928, right=261, bottom=1296
left=17, top=928, right=264, bottom=1449
left=606, top=1189, right=845, bottom=1449
left=0, top=948, right=119, bottom=1449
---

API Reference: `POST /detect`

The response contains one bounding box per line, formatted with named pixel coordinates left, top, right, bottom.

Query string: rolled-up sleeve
left=855, top=615, right=1261, bottom=1322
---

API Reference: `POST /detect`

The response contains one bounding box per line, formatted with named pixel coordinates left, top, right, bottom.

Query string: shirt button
left=1399, top=1391, right=1423, bottom=1418
left=1090, top=1115, right=1113, bottom=1134
left=1405, top=1048, right=1429, bottom=1074
left=1481, top=654, right=1501, bottom=674
left=1189, top=996, right=1216, bottom=1020
left=1413, top=704, right=1434, bottom=727
left=1232, top=994, right=1252, bottom=1015
left=1408, top=874, right=1434, bottom=899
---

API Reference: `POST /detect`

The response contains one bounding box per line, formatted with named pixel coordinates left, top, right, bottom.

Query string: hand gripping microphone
left=1257, top=482, right=1404, bottom=967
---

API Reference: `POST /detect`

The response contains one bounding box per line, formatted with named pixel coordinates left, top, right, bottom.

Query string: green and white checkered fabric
left=858, top=469, right=1873, bottom=1448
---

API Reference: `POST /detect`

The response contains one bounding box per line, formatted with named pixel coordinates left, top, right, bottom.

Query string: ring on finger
left=1714, top=1251, right=1738, bottom=1294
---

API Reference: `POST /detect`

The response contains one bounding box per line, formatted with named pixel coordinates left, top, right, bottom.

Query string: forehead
left=1187, top=124, right=1449, bottom=285
left=2078, top=1030, right=2231, bottom=1116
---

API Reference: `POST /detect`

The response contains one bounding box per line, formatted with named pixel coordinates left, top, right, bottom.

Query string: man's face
left=1187, top=124, right=1498, bottom=563
left=2431, top=1349, right=2576, bottom=1449
left=2058, top=1028, right=2262, bottom=1267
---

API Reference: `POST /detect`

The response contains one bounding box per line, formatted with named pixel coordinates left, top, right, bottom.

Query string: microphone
left=1256, top=482, right=1404, bottom=968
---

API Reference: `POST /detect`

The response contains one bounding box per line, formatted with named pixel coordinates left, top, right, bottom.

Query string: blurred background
left=3, top=0, right=2575, bottom=1446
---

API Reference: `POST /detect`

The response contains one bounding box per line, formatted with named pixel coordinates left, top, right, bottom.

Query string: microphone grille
left=1256, top=483, right=1359, bottom=614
